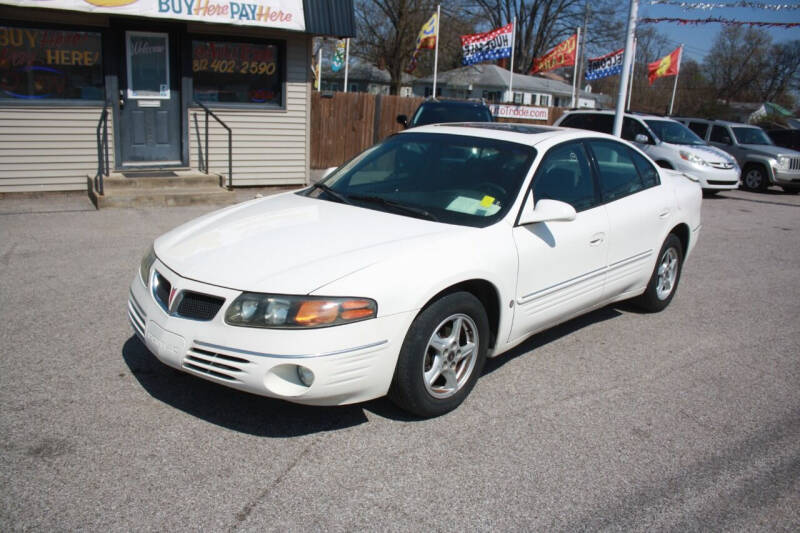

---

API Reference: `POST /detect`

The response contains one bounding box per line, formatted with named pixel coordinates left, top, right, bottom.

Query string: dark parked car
left=767, top=129, right=800, bottom=152
left=397, top=99, right=493, bottom=129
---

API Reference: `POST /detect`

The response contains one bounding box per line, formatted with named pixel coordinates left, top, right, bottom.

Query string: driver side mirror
left=396, top=114, right=408, bottom=128
left=518, top=193, right=576, bottom=225
left=721, top=136, right=732, bottom=145
left=635, top=133, right=652, bottom=145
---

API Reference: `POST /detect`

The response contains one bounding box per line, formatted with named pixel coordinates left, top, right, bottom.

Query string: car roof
left=418, top=99, right=489, bottom=109
left=560, top=110, right=685, bottom=125
left=674, top=117, right=755, bottom=127
left=398, top=122, right=628, bottom=147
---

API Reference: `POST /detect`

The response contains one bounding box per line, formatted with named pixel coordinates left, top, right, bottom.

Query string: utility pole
left=574, top=1, right=591, bottom=101
left=613, top=0, right=638, bottom=137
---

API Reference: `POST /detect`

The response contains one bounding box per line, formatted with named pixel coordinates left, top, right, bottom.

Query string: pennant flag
left=530, top=34, right=577, bottom=74
left=331, top=39, right=346, bottom=72
left=461, top=23, right=513, bottom=66
left=406, top=12, right=439, bottom=73
left=648, top=46, right=681, bottom=85
left=585, top=48, right=624, bottom=81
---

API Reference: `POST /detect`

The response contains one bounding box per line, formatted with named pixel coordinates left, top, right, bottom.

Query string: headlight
left=776, top=156, right=790, bottom=170
left=139, top=244, right=156, bottom=287
left=679, top=150, right=707, bottom=167
left=225, top=293, right=377, bottom=329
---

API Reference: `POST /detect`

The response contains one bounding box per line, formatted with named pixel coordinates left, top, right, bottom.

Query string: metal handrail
left=95, top=101, right=110, bottom=195
left=193, top=100, right=233, bottom=190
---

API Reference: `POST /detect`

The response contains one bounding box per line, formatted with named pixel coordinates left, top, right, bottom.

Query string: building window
left=0, top=25, right=104, bottom=101
left=192, top=39, right=283, bottom=106
left=513, top=92, right=523, bottom=104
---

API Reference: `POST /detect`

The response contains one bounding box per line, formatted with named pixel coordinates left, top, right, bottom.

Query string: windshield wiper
left=309, top=182, right=352, bottom=205
left=348, top=194, right=439, bottom=221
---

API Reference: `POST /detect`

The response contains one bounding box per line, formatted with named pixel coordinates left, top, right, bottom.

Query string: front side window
left=532, top=141, right=597, bottom=212
left=645, top=119, right=705, bottom=146
left=192, top=40, right=282, bottom=106
left=732, top=127, right=773, bottom=146
left=0, top=25, right=104, bottom=101
left=622, top=117, right=651, bottom=143
left=309, top=132, right=535, bottom=227
left=561, top=113, right=613, bottom=134
left=587, top=139, right=646, bottom=202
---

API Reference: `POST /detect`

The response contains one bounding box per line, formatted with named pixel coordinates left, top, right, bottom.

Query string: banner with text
left=585, top=48, right=624, bottom=81
left=530, top=34, right=576, bottom=75
left=0, top=0, right=305, bottom=31
left=490, top=104, right=548, bottom=121
left=461, top=23, right=513, bottom=66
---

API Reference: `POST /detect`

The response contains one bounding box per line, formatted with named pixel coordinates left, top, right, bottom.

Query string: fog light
left=297, top=366, right=314, bottom=387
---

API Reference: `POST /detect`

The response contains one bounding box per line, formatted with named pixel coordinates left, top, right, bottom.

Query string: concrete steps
left=88, top=170, right=237, bottom=208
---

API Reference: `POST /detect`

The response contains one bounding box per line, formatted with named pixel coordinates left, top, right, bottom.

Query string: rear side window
left=532, top=141, right=598, bottom=212
left=710, top=125, right=730, bottom=143
left=629, top=149, right=660, bottom=188
left=560, top=113, right=613, bottom=134
left=688, top=121, right=708, bottom=138
left=587, top=139, right=646, bottom=202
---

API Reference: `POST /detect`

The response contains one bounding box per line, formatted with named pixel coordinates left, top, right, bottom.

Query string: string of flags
left=649, top=1, right=800, bottom=9
left=639, top=17, right=800, bottom=27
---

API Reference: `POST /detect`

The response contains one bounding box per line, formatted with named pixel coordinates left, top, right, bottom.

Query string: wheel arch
left=743, top=159, right=775, bottom=183
left=656, top=160, right=674, bottom=169
left=421, top=279, right=502, bottom=350
left=670, top=222, right=690, bottom=255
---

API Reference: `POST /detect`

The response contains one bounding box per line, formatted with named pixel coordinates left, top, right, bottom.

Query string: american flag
left=461, top=23, right=513, bottom=66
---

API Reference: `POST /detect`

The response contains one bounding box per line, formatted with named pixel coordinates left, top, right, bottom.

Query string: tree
left=704, top=26, right=771, bottom=104
left=353, top=0, right=478, bottom=95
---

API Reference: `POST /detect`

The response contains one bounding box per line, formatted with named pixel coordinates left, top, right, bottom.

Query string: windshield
left=305, top=132, right=535, bottom=227
left=732, top=127, right=773, bottom=145
left=411, top=103, right=492, bottom=127
left=645, top=120, right=705, bottom=145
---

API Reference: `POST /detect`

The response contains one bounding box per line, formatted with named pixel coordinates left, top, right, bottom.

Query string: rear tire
left=742, top=164, right=768, bottom=192
left=389, top=292, right=489, bottom=418
left=634, top=234, right=684, bottom=313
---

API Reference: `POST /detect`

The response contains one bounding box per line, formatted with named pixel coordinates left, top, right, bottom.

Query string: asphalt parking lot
left=1, top=186, right=799, bottom=531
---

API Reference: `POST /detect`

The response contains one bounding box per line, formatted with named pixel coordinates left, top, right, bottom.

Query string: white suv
left=555, top=110, right=740, bottom=192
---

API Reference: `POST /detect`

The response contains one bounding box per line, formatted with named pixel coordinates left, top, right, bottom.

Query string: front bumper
left=772, top=167, right=800, bottom=187
left=682, top=164, right=739, bottom=190
left=128, top=260, right=415, bottom=406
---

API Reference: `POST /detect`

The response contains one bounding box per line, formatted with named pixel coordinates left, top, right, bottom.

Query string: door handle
left=589, top=232, right=605, bottom=246
left=659, top=209, right=670, bottom=219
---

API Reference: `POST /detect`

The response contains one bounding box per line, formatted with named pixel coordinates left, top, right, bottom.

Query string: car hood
left=739, top=144, right=800, bottom=158
left=668, top=143, right=737, bottom=165
left=154, top=192, right=452, bottom=294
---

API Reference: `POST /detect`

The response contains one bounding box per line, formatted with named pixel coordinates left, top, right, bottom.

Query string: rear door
left=585, top=139, right=672, bottom=297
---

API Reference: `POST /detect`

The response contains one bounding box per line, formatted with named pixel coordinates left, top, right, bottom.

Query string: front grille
left=709, top=162, right=733, bottom=169
left=177, top=292, right=225, bottom=321
left=154, top=272, right=171, bottom=310
left=790, top=158, right=800, bottom=171
left=707, top=179, right=737, bottom=185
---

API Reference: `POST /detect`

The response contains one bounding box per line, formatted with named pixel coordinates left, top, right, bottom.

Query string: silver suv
left=675, top=118, right=800, bottom=193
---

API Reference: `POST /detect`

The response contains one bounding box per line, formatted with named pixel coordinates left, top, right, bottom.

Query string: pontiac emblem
left=168, top=287, right=178, bottom=309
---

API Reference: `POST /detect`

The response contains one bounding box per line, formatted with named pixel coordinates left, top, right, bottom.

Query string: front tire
left=634, top=234, right=684, bottom=313
left=389, top=292, right=489, bottom=418
left=742, top=164, right=768, bottom=192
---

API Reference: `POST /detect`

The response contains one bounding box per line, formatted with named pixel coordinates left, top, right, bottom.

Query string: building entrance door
left=118, top=31, right=182, bottom=166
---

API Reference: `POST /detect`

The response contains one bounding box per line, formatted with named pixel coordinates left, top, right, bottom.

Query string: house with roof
left=412, top=64, right=610, bottom=108
left=321, top=61, right=414, bottom=97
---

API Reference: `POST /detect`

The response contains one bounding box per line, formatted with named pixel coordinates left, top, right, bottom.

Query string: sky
left=636, top=1, right=800, bottom=63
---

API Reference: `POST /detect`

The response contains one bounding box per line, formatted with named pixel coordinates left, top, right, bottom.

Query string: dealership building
left=0, top=0, right=354, bottom=194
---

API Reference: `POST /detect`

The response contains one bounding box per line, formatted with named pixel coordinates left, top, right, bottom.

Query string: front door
left=119, top=31, right=182, bottom=166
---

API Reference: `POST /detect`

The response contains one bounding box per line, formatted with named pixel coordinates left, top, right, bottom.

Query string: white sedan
left=129, top=124, right=702, bottom=417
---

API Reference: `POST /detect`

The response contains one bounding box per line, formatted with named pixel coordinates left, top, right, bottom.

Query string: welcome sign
left=0, top=0, right=306, bottom=31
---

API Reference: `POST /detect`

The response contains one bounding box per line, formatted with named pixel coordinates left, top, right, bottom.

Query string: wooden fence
left=310, top=92, right=566, bottom=169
